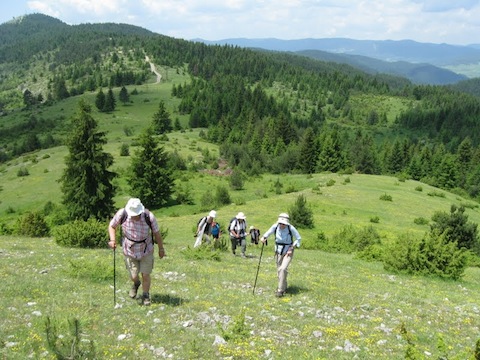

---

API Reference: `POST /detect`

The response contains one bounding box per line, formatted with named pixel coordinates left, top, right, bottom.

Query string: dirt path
left=145, top=55, right=162, bottom=83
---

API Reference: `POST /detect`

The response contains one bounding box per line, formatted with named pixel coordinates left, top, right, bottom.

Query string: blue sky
left=1, top=0, right=480, bottom=45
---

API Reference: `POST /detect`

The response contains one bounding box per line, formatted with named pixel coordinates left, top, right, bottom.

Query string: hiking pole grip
left=252, top=241, right=265, bottom=295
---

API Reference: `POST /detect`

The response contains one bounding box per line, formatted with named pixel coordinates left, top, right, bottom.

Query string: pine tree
left=298, top=127, right=318, bottom=174
left=119, top=86, right=130, bottom=105
left=103, top=88, right=116, bottom=112
left=60, top=100, right=116, bottom=221
left=95, top=88, right=105, bottom=112
left=152, top=100, right=172, bottom=134
left=128, top=129, right=173, bottom=208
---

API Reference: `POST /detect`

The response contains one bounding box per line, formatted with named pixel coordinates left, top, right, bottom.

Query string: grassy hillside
left=2, top=230, right=480, bottom=359
left=2, top=52, right=480, bottom=360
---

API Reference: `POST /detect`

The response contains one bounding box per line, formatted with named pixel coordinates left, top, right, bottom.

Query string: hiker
left=108, top=198, right=165, bottom=306
left=249, top=225, right=261, bottom=245
left=194, top=210, right=216, bottom=247
left=229, top=212, right=248, bottom=257
left=260, top=213, right=301, bottom=297
left=211, top=220, right=221, bottom=241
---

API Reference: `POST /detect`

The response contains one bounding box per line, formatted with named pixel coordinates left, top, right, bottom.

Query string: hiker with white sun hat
left=260, top=213, right=301, bottom=297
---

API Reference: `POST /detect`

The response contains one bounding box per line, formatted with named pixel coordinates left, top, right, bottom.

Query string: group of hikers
left=108, top=198, right=301, bottom=305
left=193, top=210, right=262, bottom=257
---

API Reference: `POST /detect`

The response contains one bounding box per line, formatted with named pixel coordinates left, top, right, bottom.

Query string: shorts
left=124, top=251, right=154, bottom=278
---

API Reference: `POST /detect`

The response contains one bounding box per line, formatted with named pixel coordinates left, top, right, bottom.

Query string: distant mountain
left=197, top=37, right=480, bottom=85
left=198, top=38, right=480, bottom=67
left=296, top=50, right=467, bottom=85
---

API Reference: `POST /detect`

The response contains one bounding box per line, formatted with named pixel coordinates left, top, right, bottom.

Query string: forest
left=1, top=13, right=480, bottom=203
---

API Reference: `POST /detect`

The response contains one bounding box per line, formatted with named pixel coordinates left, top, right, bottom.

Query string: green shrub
left=15, top=211, right=50, bottom=237
left=17, top=167, right=29, bottom=177
left=53, top=218, right=107, bottom=248
left=383, top=232, right=467, bottom=280
left=318, top=224, right=381, bottom=255
left=379, top=193, right=392, bottom=201
left=214, top=185, right=231, bottom=207
left=289, top=194, right=314, bottom=229
left=326, top=179, right=336, bottom=187
left=414, top=217, right=429, bottom=225
left=370, top=216, right=380, bottom=223
left=415, top=186, right=423, bottom=192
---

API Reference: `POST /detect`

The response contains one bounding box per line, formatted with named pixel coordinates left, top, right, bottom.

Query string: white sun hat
left=236, top=212, right=246, bottom=220
left=209, top=210, right=217, bottom=218
left=278, top=213, right=290, bottom=225
left=125, top=198, right=145, bottom=216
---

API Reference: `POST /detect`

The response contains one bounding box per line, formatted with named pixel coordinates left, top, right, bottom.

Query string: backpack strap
left=119, top=208, right=154, bottom=243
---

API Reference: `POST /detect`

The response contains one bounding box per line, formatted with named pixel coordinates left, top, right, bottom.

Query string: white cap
left=208, top=210, right=217, bottom=218
left=125, top=198, right=145, bottom=216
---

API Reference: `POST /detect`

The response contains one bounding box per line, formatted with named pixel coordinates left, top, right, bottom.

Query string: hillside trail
left=145, top=55, right=162, bottom=83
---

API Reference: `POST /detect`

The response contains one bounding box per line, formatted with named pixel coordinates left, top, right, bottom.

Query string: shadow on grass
left=151, top=293, right=186, bottom=306
left=286, top=285, right=309, bottom=295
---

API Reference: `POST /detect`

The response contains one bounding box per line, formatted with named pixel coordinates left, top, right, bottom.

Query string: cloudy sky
left=1, top=0, right=480, bottom=45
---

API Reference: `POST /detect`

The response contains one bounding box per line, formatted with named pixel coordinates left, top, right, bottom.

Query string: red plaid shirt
left=110, top=208, right=159, bottom=259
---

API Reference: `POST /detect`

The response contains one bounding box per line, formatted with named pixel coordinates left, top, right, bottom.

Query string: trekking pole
left=113, top=246, right=116, bottom=307
left=252, top=241, right=265, bottom=295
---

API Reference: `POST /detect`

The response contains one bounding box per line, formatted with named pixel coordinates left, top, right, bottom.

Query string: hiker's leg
left=139, top=252, right=154, bottom=294
left=240, top=238, right=246, bottom=256
left=230, top=237, right=237, bottom=254
left=141, top=273, right=151, bottom=293
left=276, top=253, right=293, bottom=293
left=124, top=256, right=140, bottom=283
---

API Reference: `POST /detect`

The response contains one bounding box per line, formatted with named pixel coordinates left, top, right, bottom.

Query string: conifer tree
left=299, top=127, right=318, bottom=174
left=128, top=129, right=173, bottom=208
left=119, top=86, right=130, bottom=105
left=152, top=100, right=172, bottom=134
left=103, top=88, right=116, bottom=112
left=95, top=88, right=105, bottom=112
left=60, top=100, right=116, bottom=221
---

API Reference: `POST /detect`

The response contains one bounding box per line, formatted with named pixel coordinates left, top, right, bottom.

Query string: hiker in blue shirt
left=261, top=213, right=301, bottom=297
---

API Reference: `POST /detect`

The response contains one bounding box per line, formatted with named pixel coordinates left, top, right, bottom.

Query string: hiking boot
left=142, top=293, right=151, bottom=306
left=275, top=290, right=285, bottom=298
left=241, top=253, right=246, bottom=258
left=129, top=281, right=141, bottom=299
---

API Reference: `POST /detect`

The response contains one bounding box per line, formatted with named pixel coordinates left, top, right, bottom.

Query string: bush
left=379, top=193, right=392, bottom=201
left=383, top=232, right=467, bottom=280
left=15, top=212, right=50, bottom=237
left=53, top=218, right=107, bottom=248
left=289, top=194, right=314, bottom=229
left=317, top=224, right=381, bottom=255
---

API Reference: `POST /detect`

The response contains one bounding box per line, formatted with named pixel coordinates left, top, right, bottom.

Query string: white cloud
left=21, top=0, right=480, bottom=44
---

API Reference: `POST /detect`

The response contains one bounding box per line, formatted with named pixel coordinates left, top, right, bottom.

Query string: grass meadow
left=2, top=229, right=480, bottom=359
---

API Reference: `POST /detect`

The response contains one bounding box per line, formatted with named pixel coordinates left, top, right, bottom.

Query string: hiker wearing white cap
left=229, top=212, right=248, bottom=257
left=108, top=198, right=165, bottom=306
left=194, top=210, right=217, bottom=248
left=260, top=213, right=301, bottom=297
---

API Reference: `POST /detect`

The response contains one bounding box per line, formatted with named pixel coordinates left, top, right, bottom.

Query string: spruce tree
left=60, top=100, right=116, bottom=221
left=128, top=129, right=173, bottom=208
left=299, top=127, right=318, bottom=174
left=152, top=100, right=172, bottom=134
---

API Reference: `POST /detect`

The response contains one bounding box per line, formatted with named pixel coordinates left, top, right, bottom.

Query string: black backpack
left=274, top=224, right=293, bottom=244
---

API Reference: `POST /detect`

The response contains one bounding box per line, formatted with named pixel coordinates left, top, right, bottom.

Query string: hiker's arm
left=154, top=231, right=165, bottom=258
left=108, top=225, right=117, bottom=249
